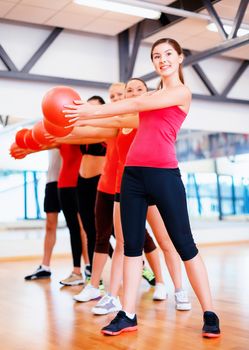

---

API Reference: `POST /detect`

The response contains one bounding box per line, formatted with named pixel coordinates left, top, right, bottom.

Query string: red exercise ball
left=24, top=130, right=42, bottom=151
left=9, top=143, right=27, bottom=159
left=15, top=128, right=29, bottom=148
left=42, top=86, right=80, bottom=127
left=43, top=118, right=73, bottom=137
left=32, top=120, right=52, bottom=146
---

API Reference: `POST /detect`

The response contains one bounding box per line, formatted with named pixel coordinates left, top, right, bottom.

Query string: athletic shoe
left=101, top=310, right=137, bottom=335
left=84, top=264, right=91, bottom=281
left=175, top=290, right=192, bottom=311
left=142, top=266, right=156, bottom=286
left=153, top=283, right=168, bottom=300
left=73, top=283, right=101, bottom=302
left=92, top=294, right=122, bottom=315
left=202, top=311, right=221, bottom=338
left=99, top=279, right=105, bottom=291
left=24, top=265, right=51, bottom=280
left=59, top=272, right=84, bottom=286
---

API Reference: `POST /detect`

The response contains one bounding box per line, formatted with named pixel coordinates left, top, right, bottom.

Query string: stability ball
left=43, top=118, right=73, bottom=137
left=42, top=86, right=80, bottom=127
left=15, top=128, right=29, bottom=148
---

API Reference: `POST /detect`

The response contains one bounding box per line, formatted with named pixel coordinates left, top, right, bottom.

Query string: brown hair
left=150, top=38, right=184, bottom=88
left=125, top=78, right=148, bottom=91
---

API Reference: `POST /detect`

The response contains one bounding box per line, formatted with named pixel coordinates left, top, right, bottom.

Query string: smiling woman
left=61, top=37, right=221, bottom=338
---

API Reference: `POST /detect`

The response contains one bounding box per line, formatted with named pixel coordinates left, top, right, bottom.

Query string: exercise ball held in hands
left=42, top=86, right=80, bottom=127
left=43, top=118, right=73, bottom=137
left=32, top=120, right=53, bottom=145
left=15, top=128, right=29, bottom=148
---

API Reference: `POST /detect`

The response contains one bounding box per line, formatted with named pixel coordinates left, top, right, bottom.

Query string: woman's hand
left=62, top=99, right=90, bottom=122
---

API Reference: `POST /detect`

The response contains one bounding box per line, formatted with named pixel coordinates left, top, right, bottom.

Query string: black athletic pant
left=58, top=187, right=82, bottom=267
left=120, top=167, right=198, bottom=261
left=77, top=175, right=100, bottom=267
left=94, top=190, right=115, bottom=255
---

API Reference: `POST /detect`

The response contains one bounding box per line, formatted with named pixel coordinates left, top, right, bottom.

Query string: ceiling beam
left=184, top=50, right=218, bottom=96
left=21, top=27, right=63, bottom=73
left=118, top=29, right=130, bottom=82
left=0, top=45, right=18, bottom=71
left=183, top=34, right=249, bottom=66
left=192, top=93, right=249, bottom=105
left=0, top=70, right=111, bottom=89
left=140, top=0, right=220, bottom=40
left=128, top=22, right=144, bottom=78
left=202, top=0, right=228, bottom=40
left=221, top=60, right=249, bottom=96
left=228, top=0, right=248, bottom=39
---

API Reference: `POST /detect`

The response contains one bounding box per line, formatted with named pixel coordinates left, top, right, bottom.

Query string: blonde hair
left=109, top=82, right=125, bottom=92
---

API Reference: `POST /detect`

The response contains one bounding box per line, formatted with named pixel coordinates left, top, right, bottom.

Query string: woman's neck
left=161, top=75, right=182, bottom=89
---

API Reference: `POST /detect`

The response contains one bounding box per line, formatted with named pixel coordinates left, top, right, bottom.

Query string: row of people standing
left=25, top=36, right=220, bottom=339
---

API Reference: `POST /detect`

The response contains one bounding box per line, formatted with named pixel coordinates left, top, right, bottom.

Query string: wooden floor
left=1, top=243, right=249, bottom=350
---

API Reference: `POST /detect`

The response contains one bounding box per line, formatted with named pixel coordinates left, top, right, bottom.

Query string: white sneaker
left=175, top=290, right=191, bottom=310
left=91, top=294, right=122, bottom=315
left=153, top=283, right=168, bottom=300
left=73, top=284, right=101, bottom=302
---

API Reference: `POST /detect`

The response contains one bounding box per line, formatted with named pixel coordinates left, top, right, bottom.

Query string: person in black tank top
left=76, top=96, right=108, bottom=284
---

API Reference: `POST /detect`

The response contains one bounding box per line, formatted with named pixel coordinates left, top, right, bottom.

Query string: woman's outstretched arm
left=63, top=85, right=191, bottom=125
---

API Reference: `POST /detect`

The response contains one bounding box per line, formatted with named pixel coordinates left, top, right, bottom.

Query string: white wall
left=0, top=20, right=249, bottom=170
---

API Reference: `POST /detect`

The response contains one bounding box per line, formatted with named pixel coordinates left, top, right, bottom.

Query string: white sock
left=41, top=264, right=50, bottom=271
left=124, top=311, right=135, bottom=319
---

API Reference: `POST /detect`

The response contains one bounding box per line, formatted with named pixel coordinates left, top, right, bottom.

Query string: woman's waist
left=80, top=155, right=106, bottom=178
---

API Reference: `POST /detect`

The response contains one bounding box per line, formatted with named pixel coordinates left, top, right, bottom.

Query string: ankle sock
left=41, top=264, right=50, bottom=271
left=124, top=311, right=135, bottom=319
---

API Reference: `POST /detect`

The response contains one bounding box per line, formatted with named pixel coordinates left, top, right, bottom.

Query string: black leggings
left=94, top=190, right=115, bottom=254
left=58, top=187, right=82, bottom=267
left=120, top=167, right=198, bottom=261
left=77, top=175, right=100, bottom=267
left=115, top=192, right=156, bottom=254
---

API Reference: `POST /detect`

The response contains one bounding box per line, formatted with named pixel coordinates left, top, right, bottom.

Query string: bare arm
left=72, top=113, right=139, bottom=129
left=63, top=85, right=191, bottom=124
left=54, top=125, right=117, bottom=144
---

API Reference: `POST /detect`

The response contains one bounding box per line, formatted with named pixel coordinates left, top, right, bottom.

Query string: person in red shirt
left=57, top=143, right=86, bottom=286
left=73, top=79, right=191, bottom=315
left=63, top=38, right=220, bottom=338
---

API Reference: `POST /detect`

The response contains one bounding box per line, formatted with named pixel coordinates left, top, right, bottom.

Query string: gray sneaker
left=60, top=272, right=84, bottom=286
left=91, top=294, right=122, bottom=315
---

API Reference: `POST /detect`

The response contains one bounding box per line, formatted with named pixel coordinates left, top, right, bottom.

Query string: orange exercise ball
left=42, top=86, right=80, bottom=127
left=24, top=130, right=42, bottom=151
left=9, top=143, right=27, bottom=159
left=43, top=118, right=73, bottom=137
left=15, top=128, right=29, bottom=148
left=32, top=120, right=52, bottom=146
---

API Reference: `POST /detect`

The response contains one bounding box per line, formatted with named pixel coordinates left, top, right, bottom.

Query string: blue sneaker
left=101, top=311, right=137, bottom=336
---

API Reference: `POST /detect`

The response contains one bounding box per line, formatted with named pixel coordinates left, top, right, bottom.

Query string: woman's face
left=109, top=85, right=125, bottom=102
left=125, top=80, right=147, bottom=99
left=151, top=42, right=183, bottom=79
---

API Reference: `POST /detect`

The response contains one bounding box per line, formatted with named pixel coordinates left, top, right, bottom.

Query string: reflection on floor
left=0, top=243, right=249, bottom=350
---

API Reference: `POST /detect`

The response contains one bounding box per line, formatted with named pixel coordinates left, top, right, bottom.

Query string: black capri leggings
left=77, top=174, right=100, bottom=267
left=115, top=192, right=156, bottom=254
left=94, top=190, right=115, bottom=254
left=58, top=187, right=82, bottom=267
left=120, top=167, right=198, bottom=261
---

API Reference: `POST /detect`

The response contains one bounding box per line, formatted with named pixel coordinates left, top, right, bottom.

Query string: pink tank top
left=126, top=106, right=187, bottom=168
